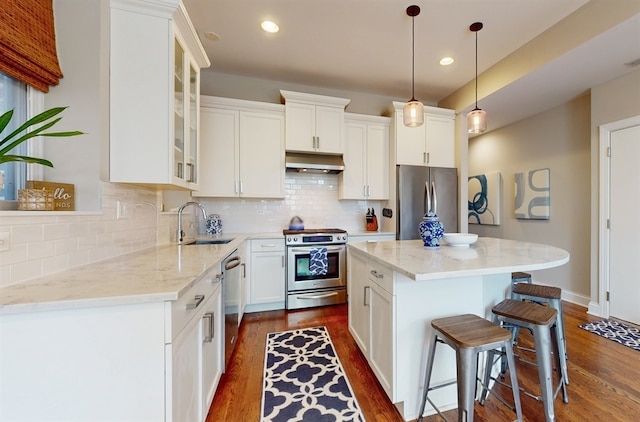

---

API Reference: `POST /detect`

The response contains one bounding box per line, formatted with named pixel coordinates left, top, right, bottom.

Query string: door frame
left=596, top=115, right=640, bottom=318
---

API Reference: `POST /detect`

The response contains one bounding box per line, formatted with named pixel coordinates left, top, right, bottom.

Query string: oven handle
left=290, top=246, right=345, bottom=253
left=295, top=291, right=339, bottom=300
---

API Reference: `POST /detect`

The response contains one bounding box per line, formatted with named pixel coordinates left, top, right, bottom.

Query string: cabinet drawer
left=367, top=260, right=394, bottom=295
left=250, top=238, right=285, bottom=252
left=168, top=268, right=222, bottom=342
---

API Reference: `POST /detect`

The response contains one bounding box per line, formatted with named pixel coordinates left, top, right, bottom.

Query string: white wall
left=468, top=93, right=591, bottom=305
left=589, top=69, right=640, bottom=312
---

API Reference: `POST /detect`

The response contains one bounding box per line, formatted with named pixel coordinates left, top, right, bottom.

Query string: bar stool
left=417, top=314, right=522, bottom=422
left=511, top=272, right=532, bottom=285
left=511, top=282, right=569, bottom=385
left=480, top=299, right=567, bottom=422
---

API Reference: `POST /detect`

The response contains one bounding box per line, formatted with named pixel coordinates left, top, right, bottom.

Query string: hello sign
left=25, top=181, right=75, bottom=211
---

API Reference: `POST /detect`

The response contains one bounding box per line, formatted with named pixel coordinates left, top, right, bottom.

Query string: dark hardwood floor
left=206, top=302, right=640, bottom=421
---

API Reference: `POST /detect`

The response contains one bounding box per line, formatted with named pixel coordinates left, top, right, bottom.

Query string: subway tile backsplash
left=1, top=173, right=382, bottom=287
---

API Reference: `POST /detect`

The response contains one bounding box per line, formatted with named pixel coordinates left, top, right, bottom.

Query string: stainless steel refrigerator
left=396, top=165, right=459, bottom=240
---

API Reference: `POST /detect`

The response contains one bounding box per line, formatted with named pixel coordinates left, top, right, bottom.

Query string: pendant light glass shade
left=467, top=21, right=486, bottom=134
left=404, top=99, right=424, bottom=127
left=467, top=108, right=487, bottom=134
left=404, top=5, right=424, bottom=127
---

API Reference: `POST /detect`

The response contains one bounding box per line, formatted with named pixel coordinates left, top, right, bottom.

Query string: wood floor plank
left=206, top=302, right=640, bottom=421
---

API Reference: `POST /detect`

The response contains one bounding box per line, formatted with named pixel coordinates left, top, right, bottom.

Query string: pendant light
left=403, top=5, right=424, bottom=127
left=467, top=21, right=487, bottom=134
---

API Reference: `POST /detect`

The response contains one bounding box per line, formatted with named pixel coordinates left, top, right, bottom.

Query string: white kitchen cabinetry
left=195, top=96, right=285, bottom=198
left=281, top=90, right=350, bottom=154
left=0, top=271, right=223, bottom=422
left=339, top=114, right=390, bottom=200
left=347, top=251, right=396, bottom=400
left=246, top=238, right=286, bottom=312
left=109, top=1, right=210, bottom=189
left=391, top=101, right=455, bottom=168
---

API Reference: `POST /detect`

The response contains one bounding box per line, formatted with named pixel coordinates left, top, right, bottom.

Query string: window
left=0, top=72, right=42, bottom=209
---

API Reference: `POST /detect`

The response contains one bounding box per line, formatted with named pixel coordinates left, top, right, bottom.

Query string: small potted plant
left=0, top=106, right=83, bottom=167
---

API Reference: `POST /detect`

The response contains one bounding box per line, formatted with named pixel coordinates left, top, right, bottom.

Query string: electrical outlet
left=0, top=232, right=9, bottom=252
left=116, top=200, right=129, bottom=219
left=256, top=209, right=266, bottom=215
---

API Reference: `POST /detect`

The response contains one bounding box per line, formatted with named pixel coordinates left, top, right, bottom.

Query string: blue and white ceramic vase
left=205, top=214, right=223, bottom=236
left=419, top=213, right=444, bottom=247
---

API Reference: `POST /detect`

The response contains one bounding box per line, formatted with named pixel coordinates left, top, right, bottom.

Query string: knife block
left=366, top=215, right=378, bottom=232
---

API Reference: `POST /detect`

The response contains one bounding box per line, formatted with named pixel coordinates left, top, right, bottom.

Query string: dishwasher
left=221, top=249, right=241, bottom=369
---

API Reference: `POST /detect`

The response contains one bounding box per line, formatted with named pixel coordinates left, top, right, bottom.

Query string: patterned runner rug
left=579, top=319, right=640, bottom=352
left=261, top=326, right=365, bottom=422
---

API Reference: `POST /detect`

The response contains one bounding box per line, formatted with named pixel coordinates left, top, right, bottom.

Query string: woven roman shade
left=0, top=0, right=63, bottom=92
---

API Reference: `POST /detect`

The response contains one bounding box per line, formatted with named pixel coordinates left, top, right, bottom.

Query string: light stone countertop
left=347, top=237, right=570, bottom=281
left=0, top=237, right=247, bottom=315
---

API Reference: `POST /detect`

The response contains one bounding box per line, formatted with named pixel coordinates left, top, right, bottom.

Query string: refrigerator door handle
left=425, top=181, right=431, bottom=215
left=432, top=181, right=438, bottom=215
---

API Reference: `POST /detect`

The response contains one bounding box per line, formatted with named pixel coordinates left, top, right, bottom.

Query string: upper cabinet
left=339, top=114, right=390, bottom=200
left=391, top=102, right=455, bottom=168
left=194, top=96, right=285, bottom=199
left=109, top=1, right=210, bottom=189
left=280, top=90, right=350, bottom=154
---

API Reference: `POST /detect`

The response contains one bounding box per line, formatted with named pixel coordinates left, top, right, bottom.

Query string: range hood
left=285, top=152, right=345, bottom=174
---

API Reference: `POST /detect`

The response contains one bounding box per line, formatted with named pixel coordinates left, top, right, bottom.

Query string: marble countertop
left=347, top=237, right=570, bottom=281
left=0, top=237, right=247, bottom=315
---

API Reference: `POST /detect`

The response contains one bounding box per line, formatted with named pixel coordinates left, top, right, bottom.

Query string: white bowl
left=442, top=233, right=478, bottom=247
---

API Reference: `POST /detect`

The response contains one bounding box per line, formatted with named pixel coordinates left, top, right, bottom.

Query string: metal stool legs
left=482, top=300, right=568, bottom=422
left=418, top=315, right=522, bottom=422
left=512, top=286, right=569, bottom=386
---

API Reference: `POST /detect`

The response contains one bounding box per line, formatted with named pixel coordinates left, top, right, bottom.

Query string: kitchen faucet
left=177, top=201, right=207, bottom=244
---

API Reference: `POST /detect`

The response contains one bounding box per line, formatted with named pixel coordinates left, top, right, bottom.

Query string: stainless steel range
left=284, top=228, right=348, bottom=310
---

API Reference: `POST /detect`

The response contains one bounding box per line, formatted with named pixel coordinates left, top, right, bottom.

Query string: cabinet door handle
left=203, top=312, right=214, bottom=343
left=241, top=263, right=246, bottom=278
left=364, top=286, right=370, bottom=306
left=186, top=294, right=205, bottom=310
left=423, top=152, right=426, bottom=164
left=370, top=270, right=384, bottom=279
left=316, top=136, right=320, bottom=149
left=367, top=185, right=370, bottom=197
left=234, top=181, right=239, bottom=194
left=282, top=256, right=285, bottom=267
left=426, top=152, right=430, bottom=164
left=186, top=162, right=194, bottom=182
left=260, top=244, right=277, bottom=248
left=240, top=181, right=244, bottom=194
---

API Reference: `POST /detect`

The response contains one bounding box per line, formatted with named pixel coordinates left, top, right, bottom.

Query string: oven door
left=286, top=244, right=345, bottom=292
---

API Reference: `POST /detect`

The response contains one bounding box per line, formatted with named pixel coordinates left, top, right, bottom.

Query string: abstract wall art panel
left=468, top=171, right=501, bottom=225
left=514, top=168, right=550, bottom=220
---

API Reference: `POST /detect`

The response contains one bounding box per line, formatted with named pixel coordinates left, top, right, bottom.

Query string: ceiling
left=182, top=0, right=640, bottom=133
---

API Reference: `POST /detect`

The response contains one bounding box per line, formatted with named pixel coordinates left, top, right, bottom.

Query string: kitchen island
left=346, top=237, right=569, bottom=421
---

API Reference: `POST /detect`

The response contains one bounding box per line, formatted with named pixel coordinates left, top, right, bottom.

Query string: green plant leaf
left=0, top=155, right=54, bottom=167
left=0, top=106, right=83, bottom=167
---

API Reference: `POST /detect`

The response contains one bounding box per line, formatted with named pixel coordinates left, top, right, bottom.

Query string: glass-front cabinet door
left=187, top=63, right=198, bottom=185
left=174, top=39, right=186, bottom=182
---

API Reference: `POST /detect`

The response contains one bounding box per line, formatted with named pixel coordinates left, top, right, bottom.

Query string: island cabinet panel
left=392, top=102, right=455, bottom=167
left=281, top=90, right=350, bottom=154
left=195, top=96, right=285, bottom=199
left=347, top=251, right=397, bottom=401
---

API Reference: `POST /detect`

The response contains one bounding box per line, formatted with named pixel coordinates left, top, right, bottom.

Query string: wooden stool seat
left=511, top=272, right=532, bottom=284
left=492, top=298, right=557, bottom=326
left=432, top=314, right=512, bottom=348
left=513, top=282, right=561, bottom=300
left=418, top=314, right=522, bottom=422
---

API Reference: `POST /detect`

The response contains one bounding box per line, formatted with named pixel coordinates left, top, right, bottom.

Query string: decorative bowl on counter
left=442, top=233, right=478, bottom=247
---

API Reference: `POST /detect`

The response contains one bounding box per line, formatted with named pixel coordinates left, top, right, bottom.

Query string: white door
left=609, top=124, right=640, bottom=325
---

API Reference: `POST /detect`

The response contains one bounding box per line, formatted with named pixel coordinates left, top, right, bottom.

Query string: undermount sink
left=184, top=238, right=234, bottom=245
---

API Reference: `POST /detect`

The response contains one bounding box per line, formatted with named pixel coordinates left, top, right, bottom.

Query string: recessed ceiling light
left=261, top=20, right=279, bottom=33
left=204, top=31, right=220, bottom=41
left=440, top=57, right=454, bottom=66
